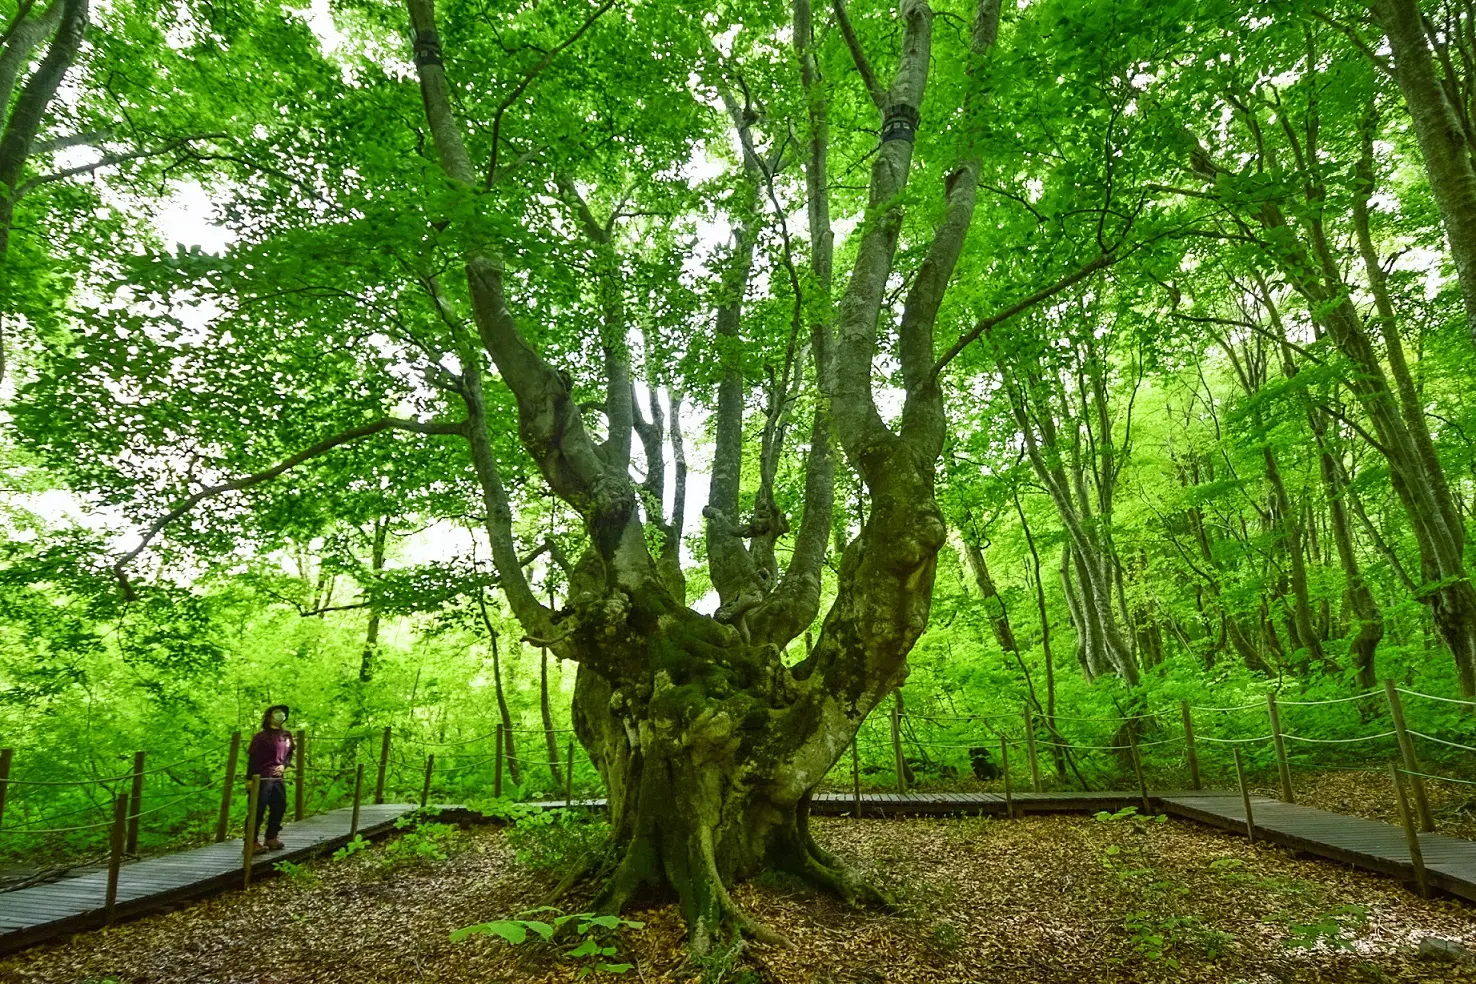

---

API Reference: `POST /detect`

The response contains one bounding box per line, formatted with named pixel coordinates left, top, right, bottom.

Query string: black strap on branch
left=414, top=29, right=444, bottom=67
left=881, top=103, right=920, bottom=144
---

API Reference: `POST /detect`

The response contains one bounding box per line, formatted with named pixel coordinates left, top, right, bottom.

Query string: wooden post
left=105, top=794, right=128, bottom=924
left=242, top=776, right=261, bottom=888
left=0, top=747, right=13, bottom=833
left=565, top=740, right=575, bottom=807
left=1266, top=694, right=1294, bottom=803
left=1232, top=747, right=1254, bottom=844
left=294, top=730, right=307, bottom=821
left=1127, top=732, right=1150, bottom=814
left=420, top=754, right=435, bottom=809
left=374, top=726, right=391, bottom=805
left=1000, top=735, right=1014, bottom=818
left=125, top=750, right=146, bottom=854
left=891, top=692, right=906, bottom=795
left=350, top=764, right=364, bottom=835
left=216, top=731, right=241, bottom=843
left=1384, top=680, right=1434, bottom=832
left=1391, top=765, right=1430, bottom=898
left=851, top=739, right=861, bottom=820
left=1180, top=701, right=1201, bottom=791
left=1023, top=705, right=1042, bottom=793
left=494, top=724, right=504, bottom=799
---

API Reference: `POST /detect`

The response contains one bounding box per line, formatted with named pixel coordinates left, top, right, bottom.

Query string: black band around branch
left=881, top=103, right=920, bottom=143
left=414, top=30, right=444, bottom=67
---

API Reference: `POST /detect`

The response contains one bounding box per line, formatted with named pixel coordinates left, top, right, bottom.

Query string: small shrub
left=505, top=808, right=610, bottom=872
left=452, top=907, right=643, bottom=977
left=273, top=860, right=320, bottom=885
left=1278, top=904, right=1369, bottom=950
left=331, top=834, right=370, bottom=861
left=382, top=822, right=465, bottom=869
left=928, top=920, right=964, bottom=954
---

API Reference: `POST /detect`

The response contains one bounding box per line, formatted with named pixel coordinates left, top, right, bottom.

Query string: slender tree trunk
left=1375, top=0, right=1476, bottom=353
left=358, top=515, right=388, bottom=684
left=540, top=643, right=563, bottom=792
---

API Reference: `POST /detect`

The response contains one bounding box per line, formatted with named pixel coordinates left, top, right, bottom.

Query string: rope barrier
left=399, top=729, right=500, bottom=747
left=1196, top=734, right=1274, bottom=743
left=1275, top=691, right=1382, bottom=706
left=1281, top=731, right=1397, bottom=744
left=1400, top=768, right=1476, bottom=787
left=1040, top=710, right=1166, bottom=723
left=1188, top=700, right=1266, bottom=713
left=1396, top=688, right=1476, bottom=708
left=1408, top=730, right=1476, bottom=754
left=5, top=742, right=226, bottom=787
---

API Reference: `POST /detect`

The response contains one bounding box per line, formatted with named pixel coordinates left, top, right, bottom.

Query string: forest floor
left=3, top=807, right=1476, bottom=984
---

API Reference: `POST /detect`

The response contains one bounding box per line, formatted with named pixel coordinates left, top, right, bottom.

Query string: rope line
left=398, top=729, right=500, bottom=747
left=1396, top=688, right=1476, bottom=708
left=1275, top=691, right=1381, bottom=706
left=1408, top=730, right=1476, bottom=754
left=1281, top=731, right=1396, bottom=744
left=1188, top=700, right=1265, bottom=713
left=1400, top=768, right=1476, bottom=787
left=5, top=742, right=226, bottom=787
left=1196, top=734, right=1274, bottom=744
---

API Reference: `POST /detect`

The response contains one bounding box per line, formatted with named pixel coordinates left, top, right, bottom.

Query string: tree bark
left=1375, top=0, right=1476, bottom=353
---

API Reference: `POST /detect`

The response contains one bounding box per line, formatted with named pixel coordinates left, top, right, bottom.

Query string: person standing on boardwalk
left=248, top=704, right=295, bottom=850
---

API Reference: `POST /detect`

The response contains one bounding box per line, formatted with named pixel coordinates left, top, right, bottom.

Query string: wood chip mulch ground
left=3, top=811, right=1476, bottom=984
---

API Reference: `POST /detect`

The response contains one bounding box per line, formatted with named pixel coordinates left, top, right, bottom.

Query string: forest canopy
left=5, top=0, right=1476, bottom=953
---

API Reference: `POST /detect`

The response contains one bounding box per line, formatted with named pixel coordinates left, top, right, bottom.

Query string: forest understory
left=4, top=809, right=1476, bottom=984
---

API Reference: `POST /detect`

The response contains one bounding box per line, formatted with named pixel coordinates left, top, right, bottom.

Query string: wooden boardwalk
left=8, top=789, right=1476, bottom=956
left=0, top=803, right=415, bottom=955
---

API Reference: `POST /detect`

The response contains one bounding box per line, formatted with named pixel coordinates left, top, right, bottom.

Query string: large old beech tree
left=403, top=0, right=1020, bottom=946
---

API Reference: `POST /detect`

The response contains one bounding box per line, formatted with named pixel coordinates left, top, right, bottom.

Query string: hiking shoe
left=264, top=838, right=284, bottom=850
left=251, top=842, right=266, bottom=852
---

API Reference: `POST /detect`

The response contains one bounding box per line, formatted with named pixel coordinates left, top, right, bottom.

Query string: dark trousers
left=254, top=779, right=288, bottom=840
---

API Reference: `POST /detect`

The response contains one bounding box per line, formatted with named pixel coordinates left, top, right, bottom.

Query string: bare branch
left=485, top=0, right=618, bottom=186
left=932, top=250, right=1120, bottom=376
left=833, top=0, right=885, bottom=110
left=113, top=416, right=468, bottom=593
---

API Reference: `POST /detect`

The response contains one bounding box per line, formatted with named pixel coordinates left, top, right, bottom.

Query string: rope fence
left=7, top=680, right=1476, bottom=869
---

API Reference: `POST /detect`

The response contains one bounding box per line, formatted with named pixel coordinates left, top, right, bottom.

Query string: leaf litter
left=1, top=812, right=1475, bottom=983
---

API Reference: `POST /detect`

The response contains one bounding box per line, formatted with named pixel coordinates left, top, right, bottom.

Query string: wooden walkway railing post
left=851, top=739, right=861, bottom=819
left=1384, top=679, right=1434, bottom=832
left=0, top=747, right=12, bottom=833
left=1180, top=701, right=1201, bottom=791
left=105, top=793, right=127, bottom=924
left=215, top=732, right=241, bottom=843
left=1390, top=765, right=1430, bottom=898
left=374, top=727, right=391, bottom=805
left=125, top=751, right=146, bottom=854
left=420, top=754, right=435, bottom=809
left=242, top=776, right=261, bottom=888
left=1232, top=747, right=1254, bottom=844
left=1127, top=732, right=1150, bottom=814
left=294, top=730, right=306, bottom=821
left=494, top=724, right=504, bottom=799
left=564, top=740, right=574, bottom=806
left=891, top=692, right=906, bottom=795
left=1000, top=736, right=1014, bottom=818
left=1266, top=694, right=1294, bottom=803
left=349, top=764, right=364, bottom=835
left=1023, top=705, right=1042, bottom=793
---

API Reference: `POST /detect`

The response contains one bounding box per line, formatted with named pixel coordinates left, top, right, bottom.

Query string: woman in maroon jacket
left=247, top=704, right=295, bottom=850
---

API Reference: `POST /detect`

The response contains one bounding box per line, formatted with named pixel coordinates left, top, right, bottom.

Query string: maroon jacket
left=248, top=705, right=294, bottom=780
